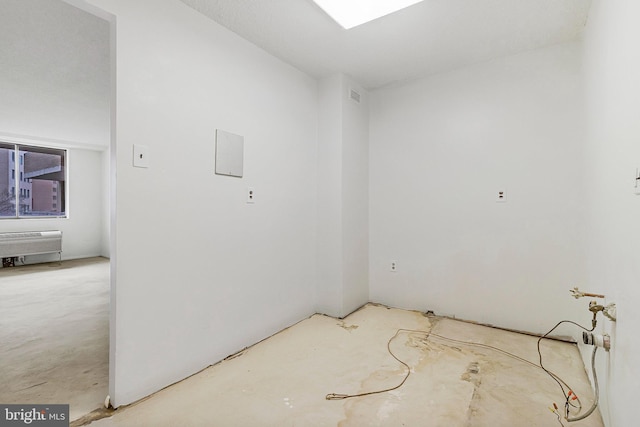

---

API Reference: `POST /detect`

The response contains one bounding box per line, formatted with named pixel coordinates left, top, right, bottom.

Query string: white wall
left=341, top=77, right=369, bottom=314
left=85, top=0, right=319, bottom=406
left=0, top=144, right=104, bottom=262
left=369, top=42, right=590, bottom=334
left=316, top=73, right=369, bottom=318
left=0, top=0, right=110, bottom=148
left=100, top=149, right=110, bottom=257
left=0, top=0, right=110, bottom=262
left=316, top=74, right=344, bottom=316
left=582, top=1, right=640, bottom=425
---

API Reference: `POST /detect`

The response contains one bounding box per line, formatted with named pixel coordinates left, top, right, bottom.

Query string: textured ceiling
left=0, top=0, right=591, bottom=147
left=180, top=0, right=592, bottom=89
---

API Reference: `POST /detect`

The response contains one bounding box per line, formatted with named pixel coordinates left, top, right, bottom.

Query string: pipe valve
left=570, top=287, right=605, bottom=299
left=588, top=300, right=604, bottom=329
left=589, top=300, right=604, bottom=314
left=583, top=332, right=611, bottom=351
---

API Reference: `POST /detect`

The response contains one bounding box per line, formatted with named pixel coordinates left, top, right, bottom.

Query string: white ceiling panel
left=180, top=0, right=592, bottom=89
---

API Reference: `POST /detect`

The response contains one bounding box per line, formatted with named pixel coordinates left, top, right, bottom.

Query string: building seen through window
left=0, top=143, right=66, bottom=218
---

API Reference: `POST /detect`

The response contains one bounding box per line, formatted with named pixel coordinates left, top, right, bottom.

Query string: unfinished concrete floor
left=0, top=257, right=109, bottom=422
left=90, top=304, right=602, bottom=427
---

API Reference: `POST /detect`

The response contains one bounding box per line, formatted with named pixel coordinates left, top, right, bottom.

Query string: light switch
left=133, top=145, right=150, bottom=168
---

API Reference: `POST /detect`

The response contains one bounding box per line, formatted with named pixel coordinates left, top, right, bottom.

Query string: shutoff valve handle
left=570, top=287, right=605, bottom=299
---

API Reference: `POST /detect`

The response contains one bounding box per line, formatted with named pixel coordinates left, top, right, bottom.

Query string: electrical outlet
left=635, top=168, right=640, bottom=195
left=496, top=189, right=507, bottom=203
left=247, top=187, right=255, bottom=204
left=390, top=261, right=398, bottom=272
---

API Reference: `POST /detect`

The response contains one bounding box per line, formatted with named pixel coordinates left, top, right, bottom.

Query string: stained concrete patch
left=337, top=320, right=359, bottom=332
left=0, top=257, right=109, bottom=422
left=88, top=304, right=603, bottom=427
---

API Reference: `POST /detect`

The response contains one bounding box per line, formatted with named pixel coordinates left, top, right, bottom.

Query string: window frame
left=0, top=142, right=68, bottom=219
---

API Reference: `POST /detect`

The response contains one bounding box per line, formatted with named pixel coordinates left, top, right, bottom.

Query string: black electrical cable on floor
left=413, top=328, right=583, bottom=412
left=326, top=327, right=582, bottom=404
left=536, top=319, right=595, bottom=415
left=566, top=346, right=599, bottom=422
left=325, top=329, right=412, bottom=400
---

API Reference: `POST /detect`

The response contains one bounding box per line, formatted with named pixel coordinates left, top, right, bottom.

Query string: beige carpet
left=0, top=257, right=109, bottom=421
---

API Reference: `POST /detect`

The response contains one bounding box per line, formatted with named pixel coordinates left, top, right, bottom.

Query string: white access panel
left=215, top=129, right=244, bottom=178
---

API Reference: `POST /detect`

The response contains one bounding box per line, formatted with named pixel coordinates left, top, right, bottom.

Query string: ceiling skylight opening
left=312, top=0, right=425, bottom=29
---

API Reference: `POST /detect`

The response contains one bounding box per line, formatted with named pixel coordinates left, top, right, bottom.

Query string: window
left=0, top=142, right=67, bottom=218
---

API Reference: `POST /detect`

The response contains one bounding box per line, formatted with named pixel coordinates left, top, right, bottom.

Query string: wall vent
left=349, top=88, right=361, bottom=104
